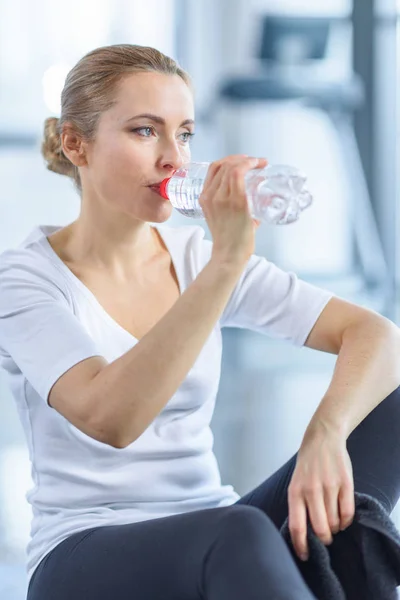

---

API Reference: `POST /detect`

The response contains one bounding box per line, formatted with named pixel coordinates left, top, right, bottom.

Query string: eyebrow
left=125, top=113, right=195, bottom=127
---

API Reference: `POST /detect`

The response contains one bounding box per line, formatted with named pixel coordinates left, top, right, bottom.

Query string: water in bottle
left=159, top=162, right=313, bottom=225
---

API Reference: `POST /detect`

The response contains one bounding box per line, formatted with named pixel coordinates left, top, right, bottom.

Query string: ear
left=61, top=123, right=88, bottom=167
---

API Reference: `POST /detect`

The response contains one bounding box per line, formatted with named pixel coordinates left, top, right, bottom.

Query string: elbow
left=388, top=324, right=400, bottom=383
left=376, top=321, right=400, bottom=389
left=90, top=421, right=139, bottom=449
left=89, top=423, right=134, bottom=449
left=382, top=320, right=400, bottom=355
left=87, top=428, right=134, bottom=450
left=78, top=415, right=130, bottom=449
left=106, top=440, right=128, bottom=450
left=106, top=435, right=133, bottom=450
left=80, top=398, right=138, bottom=449
left=81, top=393, right=143, bottom=449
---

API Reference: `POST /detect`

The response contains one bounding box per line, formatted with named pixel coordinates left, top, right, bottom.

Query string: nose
left=158, top=139, right=187, bottom=172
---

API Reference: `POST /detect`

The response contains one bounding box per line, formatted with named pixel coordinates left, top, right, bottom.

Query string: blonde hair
left=41, top=44, right=192, bottom=192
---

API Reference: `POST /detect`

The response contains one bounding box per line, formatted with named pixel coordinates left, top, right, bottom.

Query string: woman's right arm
left=49, top=155, right=268, bottom=448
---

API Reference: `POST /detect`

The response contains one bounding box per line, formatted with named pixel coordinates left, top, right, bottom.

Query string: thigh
left=27, top=504, right=313, bottom=600
left=236, top=454, right=297, bottom=530
left=27, top=508, right=229, bottom=600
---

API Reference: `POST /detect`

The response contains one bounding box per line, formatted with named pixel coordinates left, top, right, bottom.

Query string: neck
left=61, top=211, right=160, bottom=279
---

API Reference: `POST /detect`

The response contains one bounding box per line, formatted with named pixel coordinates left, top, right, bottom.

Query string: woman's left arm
left=288, top=297, right=400, bottom=561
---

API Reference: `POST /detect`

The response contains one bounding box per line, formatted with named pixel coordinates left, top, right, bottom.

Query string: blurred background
left=0, top=0, right=399, bottom=597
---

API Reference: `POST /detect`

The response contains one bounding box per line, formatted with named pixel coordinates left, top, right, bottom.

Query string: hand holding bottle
left=160, top=160, right=313, bottom=225
left=198, top=155, right=268, bottom=268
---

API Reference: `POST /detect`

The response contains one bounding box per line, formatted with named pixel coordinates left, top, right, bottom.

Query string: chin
left=150, top=212, right=174, bottom=224
left=143, top=203, right=174, bottom=224
left=151, top=214, right=173, bottom=224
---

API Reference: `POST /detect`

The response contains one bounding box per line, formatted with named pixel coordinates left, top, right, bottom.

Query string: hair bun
left=41, top=117, right=75, bottom=178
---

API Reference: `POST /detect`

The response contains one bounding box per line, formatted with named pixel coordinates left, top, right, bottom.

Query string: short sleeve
left=0, top=255, right=103, bottom=404
left=196, top=236, right=335, bottom=347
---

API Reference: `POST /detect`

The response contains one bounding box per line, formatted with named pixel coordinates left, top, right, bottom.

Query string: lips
left=148, top=179, right=171, bottom=200
left=147, top=179, right=164, bottom=187
left=148, top=183, right=166, bottom=199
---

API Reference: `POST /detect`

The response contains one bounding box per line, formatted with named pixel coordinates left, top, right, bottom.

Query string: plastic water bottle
left=159, top=162, right=313, bottom=225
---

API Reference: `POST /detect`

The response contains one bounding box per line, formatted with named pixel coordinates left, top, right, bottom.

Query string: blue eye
left=131, top=127, right=195, bottom=143
left=180, top=132, right=196, bottom=143
left=132, top=127, right=154, bottom=137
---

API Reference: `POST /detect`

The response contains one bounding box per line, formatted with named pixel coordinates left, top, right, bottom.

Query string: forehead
left=110, top=71, right=194, bottom=123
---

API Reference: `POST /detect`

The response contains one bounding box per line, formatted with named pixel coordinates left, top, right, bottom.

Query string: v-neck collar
left=37, top=223, right=183, bottom=343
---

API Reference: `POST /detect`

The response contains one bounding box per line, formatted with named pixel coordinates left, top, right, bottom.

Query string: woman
left=1, top=44, right=400, bottom=600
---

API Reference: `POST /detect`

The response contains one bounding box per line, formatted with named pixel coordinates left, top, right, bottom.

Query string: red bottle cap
left=159, top=178, right=171, bottom=200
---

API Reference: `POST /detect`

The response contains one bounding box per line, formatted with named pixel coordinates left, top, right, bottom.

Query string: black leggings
left=27, top=386, right=400, bottom=600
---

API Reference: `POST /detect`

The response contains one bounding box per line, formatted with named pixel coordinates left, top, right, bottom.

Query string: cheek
left=181, top=146, right=191, bottom=163
left=95, top=142, right=145, bottom=183
left=90, top=155, right=132, bottom=200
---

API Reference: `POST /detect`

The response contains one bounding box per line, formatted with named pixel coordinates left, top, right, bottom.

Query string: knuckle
left=305, top=485, right=320, bottom=497
left=288, top=481, right=301, bottom=493
left=232, top=154, right=249, bottom=161
left=325, top=481, right=339, bottom=492
left=329, top=520, right=340, bottom=531
left=230, top=165, right=245, bottom=177
left=340, top=520, right=353, bottom=530
left=207, top=162, right=222, bottom=177
left=288, top=486, right=302, bottom=500
left=210, top=159, right=223, bottom=169
left=214, top=155, right=246, bottom=169
left=199, top=189, right=209, bottom=202
left=340, top=511, right=354, bottom=523
left=343, top=478, right=355, bottom=491
left=315, top=528, right=330, bottom=539
left=222, top=154, right=246, bottom=160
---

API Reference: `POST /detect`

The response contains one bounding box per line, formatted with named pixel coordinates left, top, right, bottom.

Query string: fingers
left=307, top=488, right=333, bottom=546
left=314, top=482, right=354, bottom=540
left=201, top=155, right=267, bottom=212
left=288, top=487, right=309, bottom=561
left=224, top=157, right=268, bottom=205
left=204, top=155, right=267, bottom=189
left=288, top=441, right=356, bottom=563
left=200, top=156, right=249, bottom=209
left=202, top=154, right=250, bottom=193
left=338, top=481, right=355, bottom=530
left=200, top=163, right=226, bottom=209
left=289, top=483, right=337, bottom=561
left=289, top=483, right=355, bottom=563
left=324, top=484, right=341, bottom=535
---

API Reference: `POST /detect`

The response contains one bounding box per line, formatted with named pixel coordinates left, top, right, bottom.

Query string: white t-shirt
left=0, top=223, right=334, bottom=582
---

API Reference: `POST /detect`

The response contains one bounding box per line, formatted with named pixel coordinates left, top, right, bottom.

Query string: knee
left=217, top=505, right=278, bottom=543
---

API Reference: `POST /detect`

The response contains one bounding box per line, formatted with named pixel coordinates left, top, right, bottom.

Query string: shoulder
left=0, top=243, right=69, bottom=303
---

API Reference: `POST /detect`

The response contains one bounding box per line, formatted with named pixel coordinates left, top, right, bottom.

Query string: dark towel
left=280, top=493, right=400, bottom=600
